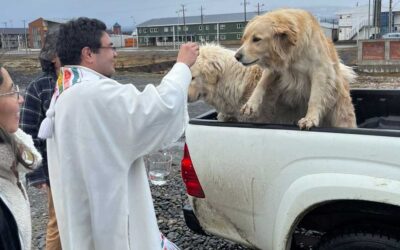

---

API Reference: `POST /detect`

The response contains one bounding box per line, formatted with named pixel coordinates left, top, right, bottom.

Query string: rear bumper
left=183, top=204, right=207, bottom=235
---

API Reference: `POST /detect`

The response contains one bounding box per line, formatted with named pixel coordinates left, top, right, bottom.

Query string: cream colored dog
left=188, top=44, right=263, bottom=122
left=235, top=8, right=357, bottom=129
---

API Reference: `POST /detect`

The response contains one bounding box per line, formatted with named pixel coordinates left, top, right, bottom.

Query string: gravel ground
left=10, top=68, right=399, bottom=250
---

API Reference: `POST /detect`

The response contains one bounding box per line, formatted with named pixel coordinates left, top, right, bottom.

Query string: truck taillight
left=181, top=143, right=205, bottom=198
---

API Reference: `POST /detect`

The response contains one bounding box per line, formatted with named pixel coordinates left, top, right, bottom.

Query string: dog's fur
left=235, top=8, right=357, bottom=129
left=188, top=44, right=263, bottom=122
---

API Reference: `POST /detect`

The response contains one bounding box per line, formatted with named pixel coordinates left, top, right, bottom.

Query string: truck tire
left=318, top=226, right=400, bottom=250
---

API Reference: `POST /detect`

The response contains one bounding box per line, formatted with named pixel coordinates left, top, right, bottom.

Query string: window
left=220, top=24, right=226, bottom=30
left=184, top=26, right=188, bottom=31
left=237, top=23, right=243, bottom=29
left=206, top=35, right=209, bottom=41
left=164, top=27, right=169, bottom=32
left=143, top=28, right=147, bottom=33
left=220, top=35, right=226, bottom=40
left=205, top=25, right=209, bottom=30
left=199, top=26, right=203, bottom=30
left=236, top=34, right=242, bottom=39
left=214, top=24, right=218, bottom=30
left=177, top=26, right=181, bottom=31
left=139, top=28, right=142, bottom=33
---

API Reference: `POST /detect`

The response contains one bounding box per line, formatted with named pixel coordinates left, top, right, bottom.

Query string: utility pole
left=368, top=0, right=371, bottom=39
left=176, top=10, right=181, bottom=45
left=130, top=16, right=136, bottom=48
left=22, top=20, right=28, bottom=53
left=181, top=4, right=187, bottom=42
left=200, top=6, right=205, bottom=43
left=241, top=0, right=250, bottom=22
left=389, top=0, right=393, bottom=33
left=2, top=22, right=8, bottom=50
left=256, top=2, right=264, bottom=15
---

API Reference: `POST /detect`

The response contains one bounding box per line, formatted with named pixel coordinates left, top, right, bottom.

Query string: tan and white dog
left=235, top=8, right=357, bottom=129
left=188, top=44, right=264, bottom=122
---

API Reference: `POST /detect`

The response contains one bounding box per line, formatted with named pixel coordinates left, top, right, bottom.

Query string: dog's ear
left=272, top=21, right=298, bottom=60
left=273, top=22, right=298, bottom=46
left=210, top=60, right=223, bottom=73
left=202, top=59, right=223, bottom=84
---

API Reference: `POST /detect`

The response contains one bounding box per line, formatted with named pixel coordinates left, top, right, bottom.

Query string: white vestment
left=47, top=64, right=191, bottom=250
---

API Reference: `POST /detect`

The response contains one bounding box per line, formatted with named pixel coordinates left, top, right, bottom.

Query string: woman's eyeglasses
left=0, top=84, right=20, bottom=100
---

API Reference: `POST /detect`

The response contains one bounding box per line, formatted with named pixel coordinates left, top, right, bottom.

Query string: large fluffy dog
left=188, top=44, right=263, bottom=122
left=235, top=8, right=357, bottom=129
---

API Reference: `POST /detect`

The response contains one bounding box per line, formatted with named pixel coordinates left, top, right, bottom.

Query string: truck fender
left=272, top=173, right=400, bottom=250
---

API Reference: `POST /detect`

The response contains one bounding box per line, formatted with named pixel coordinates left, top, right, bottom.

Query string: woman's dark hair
left=57, top=17, right=107, bottom=66
left=0, top=66, right=32, bottom=170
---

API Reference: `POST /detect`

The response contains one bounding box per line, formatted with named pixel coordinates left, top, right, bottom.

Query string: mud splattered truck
left=181, top=89, right=400, bottom=250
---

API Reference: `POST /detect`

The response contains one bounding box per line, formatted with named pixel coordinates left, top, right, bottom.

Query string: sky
left=2, top=0, right=390, bottom=31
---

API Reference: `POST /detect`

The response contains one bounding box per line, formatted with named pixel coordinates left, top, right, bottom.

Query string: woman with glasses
left=0, top=66, right=42, bottom=250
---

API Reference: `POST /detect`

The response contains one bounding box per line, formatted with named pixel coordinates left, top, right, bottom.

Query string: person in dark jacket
left=19, top=29, right=62, bottom=250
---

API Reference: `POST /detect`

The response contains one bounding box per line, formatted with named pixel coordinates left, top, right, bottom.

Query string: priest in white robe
left=39, top=17, right=199, bottom=250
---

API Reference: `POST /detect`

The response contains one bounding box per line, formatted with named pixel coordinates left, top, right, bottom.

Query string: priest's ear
left=81, top=46, right=95, bottom=65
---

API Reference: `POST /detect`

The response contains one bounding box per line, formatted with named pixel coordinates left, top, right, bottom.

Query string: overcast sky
left=2, top=0, right=390, bottom=30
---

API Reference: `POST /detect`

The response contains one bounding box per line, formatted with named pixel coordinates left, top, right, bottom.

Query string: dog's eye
left=192, top=77, right=195, bottom=80
left=252, top=37, right=261, bottom=42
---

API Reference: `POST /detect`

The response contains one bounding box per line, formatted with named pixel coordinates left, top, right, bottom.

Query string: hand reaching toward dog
left=177, top=42, right=199, bottom=67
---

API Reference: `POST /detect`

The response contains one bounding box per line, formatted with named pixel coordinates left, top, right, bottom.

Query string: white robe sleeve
left=92, top=62, right=192, bottom=163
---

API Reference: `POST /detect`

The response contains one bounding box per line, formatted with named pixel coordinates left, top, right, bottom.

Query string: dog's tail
left=339, top=63, right=357, bottom=84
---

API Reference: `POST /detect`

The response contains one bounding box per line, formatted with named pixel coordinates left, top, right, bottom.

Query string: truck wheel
left=318, top=226, right=400, bottom=250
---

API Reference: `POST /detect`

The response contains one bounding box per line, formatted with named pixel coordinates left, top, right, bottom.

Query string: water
left=148, top=170, right=170, bottom=185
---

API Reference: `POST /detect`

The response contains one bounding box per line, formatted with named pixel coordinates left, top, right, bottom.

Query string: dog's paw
left=240, top=102, right=259, bottom=116
left=297, top=117, right=319, bottom=130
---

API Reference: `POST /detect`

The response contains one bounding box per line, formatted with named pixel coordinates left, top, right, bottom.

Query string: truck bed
left=189, top=89, right=400, bottom=136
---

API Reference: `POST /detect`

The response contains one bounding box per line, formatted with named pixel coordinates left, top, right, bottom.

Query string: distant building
left=319, top=19, right=339, bottom=41
left=0, top=28, right=28, bottom=49
left=136, top=12, right=261, bottom=47
left=136, top=11, right=338, bottom=47
left=113, top=22, right=122, bottom=35
left=336, top=4, right=400, bottom=40
left=28, top=18, right=65, bottom=49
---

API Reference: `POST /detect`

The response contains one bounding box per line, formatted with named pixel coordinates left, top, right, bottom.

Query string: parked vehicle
left=181, top=89, right=400, bottom=249
left=382, top=32, right=400, bottom=39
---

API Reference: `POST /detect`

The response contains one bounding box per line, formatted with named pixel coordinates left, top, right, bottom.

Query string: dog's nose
left=234, top=52, right=242, bottom=62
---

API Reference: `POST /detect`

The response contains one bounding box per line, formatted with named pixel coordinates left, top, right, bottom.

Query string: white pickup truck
left=181, top=89, right=400, bottom=250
